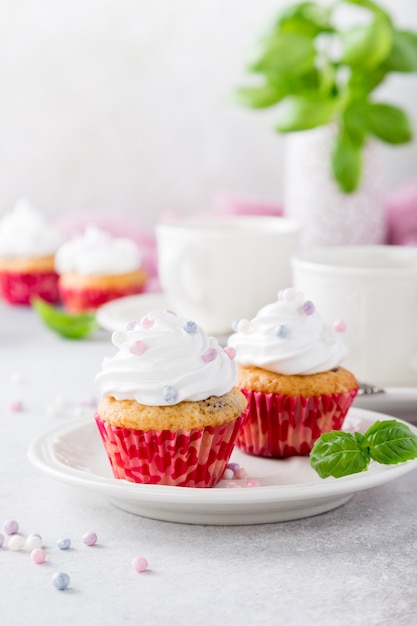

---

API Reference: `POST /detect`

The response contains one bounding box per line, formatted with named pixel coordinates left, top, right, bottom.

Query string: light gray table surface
left=1, top=300, right=417, bottom=626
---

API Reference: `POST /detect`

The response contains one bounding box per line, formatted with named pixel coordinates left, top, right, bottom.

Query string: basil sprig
left=235, top=0, right=417, bottom=193
left=310, top=420, right=417, bottom=479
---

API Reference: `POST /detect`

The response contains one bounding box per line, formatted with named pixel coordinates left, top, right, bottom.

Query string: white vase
left=283, top=125, right=386, bottom=250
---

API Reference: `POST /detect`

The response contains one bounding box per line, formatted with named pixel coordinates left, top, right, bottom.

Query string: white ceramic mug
left=156, top=216, right=300, bottom=336
left=292, top=245, right=417, bottom=387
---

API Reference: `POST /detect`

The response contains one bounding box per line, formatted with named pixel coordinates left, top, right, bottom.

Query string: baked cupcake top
left=55, top=225, right=142, bottom=276
left=227, top=287, right=348, bottom=376
left=0, top=198, right=62, bottom=258
left=96, top=310, right=238, bottom=406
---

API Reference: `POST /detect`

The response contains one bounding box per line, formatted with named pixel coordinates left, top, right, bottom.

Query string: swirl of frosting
left=0, top=198, right=62, bottom=257
left=95, top=310, right=238, bottom=405
left=54, top=225, right=142, bottom=275
left=227, top=288, right=348, bottom=375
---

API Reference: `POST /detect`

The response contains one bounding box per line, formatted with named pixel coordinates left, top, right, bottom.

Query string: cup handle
left=165, top=244, right=210, bottom=305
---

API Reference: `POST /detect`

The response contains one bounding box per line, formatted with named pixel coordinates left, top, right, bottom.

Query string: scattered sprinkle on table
left=83, top=531, right=97, bottom=546
left=132, top=557, right=148, bottom=573
left=3, top=520, right=19, bottom=535
left=57, top=538, right=71, bottom=550
left=52, top=572, right=70, bottom=591
left=31, top=548, right=46, bottom=564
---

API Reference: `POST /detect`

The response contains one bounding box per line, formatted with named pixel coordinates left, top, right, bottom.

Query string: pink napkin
left=386, top=180, right=417, bottom=245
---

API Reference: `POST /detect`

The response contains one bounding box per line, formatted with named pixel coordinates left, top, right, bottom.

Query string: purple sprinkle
left=126, top=321, right=136, bottom=331
left=162, top=385, right=178, bottom=403
left=183, top=320, right=197, bottom=334
left=202, top=348, right=217, bottom=363
left=227, top=463, right=240, bottom=472
left=3, top=520, right=18, bottom=535
left=275, top=324, right=288, bottom=339
left=302, top=300, right=315, bottom=315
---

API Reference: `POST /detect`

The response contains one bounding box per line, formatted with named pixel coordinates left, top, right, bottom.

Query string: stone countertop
left=1, top=302, right=416, bottom=626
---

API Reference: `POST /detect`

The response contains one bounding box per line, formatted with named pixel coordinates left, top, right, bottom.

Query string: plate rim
left=28, top=408, right=417, bottom=507
left=96, top=292, right=168, bottom=332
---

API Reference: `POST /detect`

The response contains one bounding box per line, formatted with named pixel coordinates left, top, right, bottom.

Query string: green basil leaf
left=341, top=14, right=393, bottom=70
left=383, top=30, right=417, bottom=72
left=343, top=100, right=369, bottom=146
left=275, top=95, right=339, bottom=131
left=365, top=420, right=417, bottom=465
left=331, top=130, right=362, bottom=193
left=234, top=83, right=287, bottom=109
left=366, top=103, right=413, bottom=144
left=249, top=32, right=316, bottom=77
left=310, top=431, right=370, bottom=478
left=275, top=1, right=333, bottom=38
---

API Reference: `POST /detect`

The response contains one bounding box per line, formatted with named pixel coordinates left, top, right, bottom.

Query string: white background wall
left=0, top=0, right=416, bottom=228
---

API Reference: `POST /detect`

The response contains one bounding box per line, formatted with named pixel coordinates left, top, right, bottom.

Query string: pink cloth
left=386, top=180, right=417, bottom=245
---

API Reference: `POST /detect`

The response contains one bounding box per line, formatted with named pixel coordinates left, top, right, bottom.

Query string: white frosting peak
left=227, top=288, right=348, bottom=375
left=54, top=225, right=142, bottom=276
left=95, top=310, right=238, bottom=406
left=0, top=198, right=62, bottom=257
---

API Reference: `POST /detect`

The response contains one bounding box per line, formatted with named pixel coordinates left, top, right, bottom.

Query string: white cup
left=156, top=216, right=300, bottom=336
left=292, top=245, right=417, bottom=388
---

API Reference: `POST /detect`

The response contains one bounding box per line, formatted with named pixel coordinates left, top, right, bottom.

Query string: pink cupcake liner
left=95, top=413, right=246, bottom=488
left=0, top=270, right=59, bottom=305
left=59, top=282, right=146, bottom=312
left=237, top=388, right=358, bottom=458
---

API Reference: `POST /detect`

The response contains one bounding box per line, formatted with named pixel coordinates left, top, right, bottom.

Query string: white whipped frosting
left=95, top=310, right=238, bottom=406
left=54, top=225, right=141, bottom=276
left=227, top=288, right=348, bottom=375
left=0, top=198, right=62, bottom=258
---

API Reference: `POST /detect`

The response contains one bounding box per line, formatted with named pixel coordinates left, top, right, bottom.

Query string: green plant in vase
left=235, top=0, right=417, bottom=193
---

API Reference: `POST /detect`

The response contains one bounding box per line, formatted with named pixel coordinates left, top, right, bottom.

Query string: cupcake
left=227, top=288, right=359, bottom=458
left=94, top=310, right=247, bottom=487
left=54, top=225, right=147, bottom=312
left=0, top=198, right=62, bottom=305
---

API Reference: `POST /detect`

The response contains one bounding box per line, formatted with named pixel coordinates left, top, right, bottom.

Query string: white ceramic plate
left=96, top=293, right=169, bottom=332
left=28, top=408, right=417, bottom=525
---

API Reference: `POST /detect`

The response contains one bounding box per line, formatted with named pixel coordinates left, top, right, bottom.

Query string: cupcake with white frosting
left=55, top=225, right=147, bottom=312
left=227, top=288, right=358, bottom=458
left=94, top=309, right=247, bottom=487
left=0, top=198, right=62, bottom=305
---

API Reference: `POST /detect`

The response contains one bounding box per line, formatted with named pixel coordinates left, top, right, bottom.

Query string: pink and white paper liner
left=95, top=412, right=247, bottom=488
left=236, top=388, right=358, bottom=458
left=0, top=270, right=59, bottom=305
left=59, top=282, right=146, bottom=312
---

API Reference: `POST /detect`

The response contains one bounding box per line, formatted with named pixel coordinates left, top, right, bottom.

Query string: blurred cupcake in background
left=55, top=225, right=147, bottom=312
left=94, top=309, right=247, bottom=487
left=227, top=288, right=359, bottom=458
left=0, top=198, right=62, bottom=305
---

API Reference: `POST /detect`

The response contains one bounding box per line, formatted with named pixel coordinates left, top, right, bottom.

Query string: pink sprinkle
left=126, top=321, right=137, bottom=330
left=83, top=531, right=97, bottom=546
left=132, top=556, right=148, bottom=573
left=246, top=479, right=262, bottom=488
left=223, top=346, right=236, bottom=360
left=333, top=320, right=346, bottom=333
left=234, top=468, right=247, bottom=480
left=129, top=340, right=147, bottom=355
left=31, top=548, right=46, bottom=564
left=202, top=348, right=217, bottom=363
left=140, top=316, right=154, bottom=329
left=9, top=401, right=23, bottom=412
